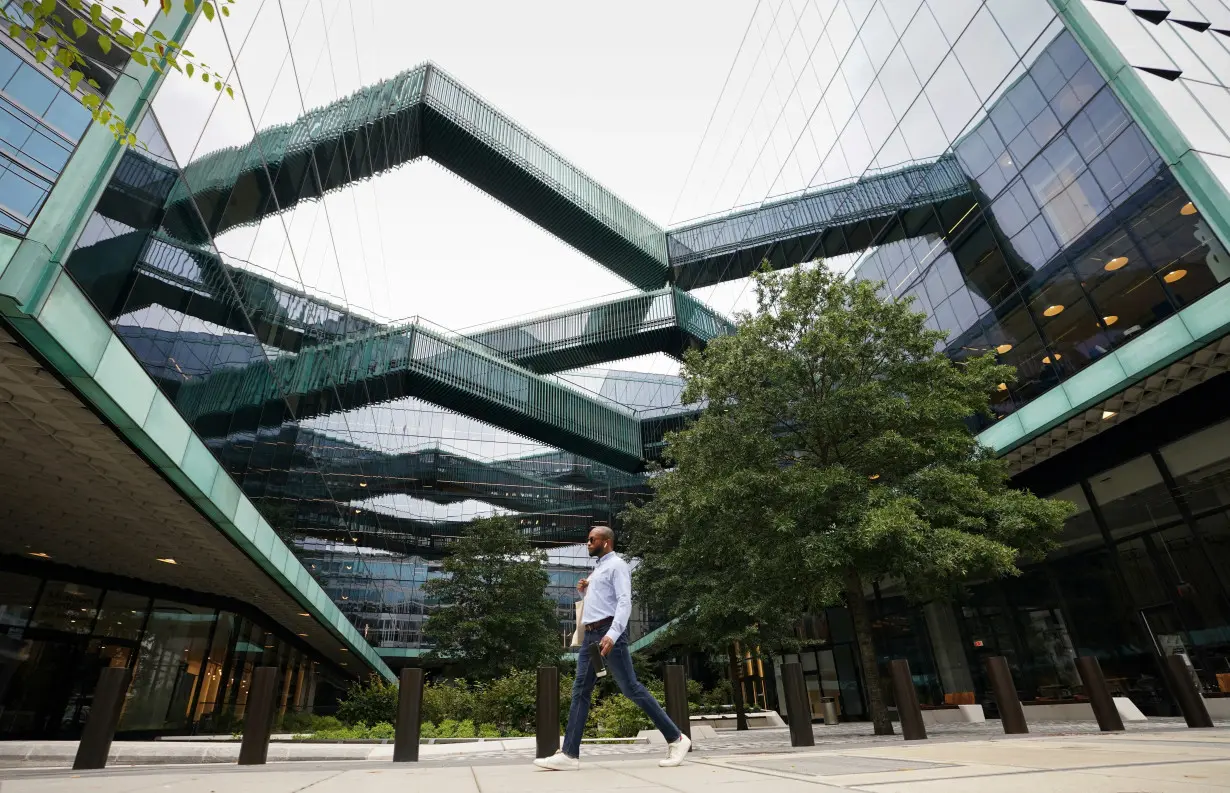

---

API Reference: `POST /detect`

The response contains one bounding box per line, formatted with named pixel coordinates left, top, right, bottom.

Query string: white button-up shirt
left=582, top=551, right=633, bottom=642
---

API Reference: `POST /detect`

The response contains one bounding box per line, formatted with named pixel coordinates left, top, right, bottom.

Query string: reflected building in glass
left=3, top=0, right=1230, bottom=737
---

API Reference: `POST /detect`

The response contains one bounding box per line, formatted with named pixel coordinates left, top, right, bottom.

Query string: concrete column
left=924, top=602, right=975, bottom=695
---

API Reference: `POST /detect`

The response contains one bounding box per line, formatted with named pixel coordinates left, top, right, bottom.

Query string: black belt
left=584, top=616, right=614, bottom=631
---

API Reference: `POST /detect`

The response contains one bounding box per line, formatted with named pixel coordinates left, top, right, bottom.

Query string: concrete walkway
left=0, top=730, right=1227, bottom=791
left=0, top=737, right=543, bottom=767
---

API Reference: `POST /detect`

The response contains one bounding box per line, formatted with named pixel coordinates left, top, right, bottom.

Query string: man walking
left=534, top=525, right=691, bottom=770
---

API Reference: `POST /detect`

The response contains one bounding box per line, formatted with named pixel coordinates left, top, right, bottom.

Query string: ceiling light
left=1042, top=354, right=1063, bottom=365
left=298, top=633, right=308, bottom=637
left=996, top=343, right=1013, bottom=354
left=997, top=383, right=1008, bottom=392
left=1105, top=256, right=1129, bottom=271
left=1102, top=410, right=1118, bottom=420
left=1043, top=304, right=1065, bottom=317
left=869, top=474, right=880, bottom=481
left=298, top=612, right=310, bottom=617
left=157, top=558, right=177, bottom=565
left=1164, top=269, right=1187, bottom=283
left=28, top=551, right=50, bottom=559
left=340, top=648, right=348, bottom=652
left=1181, top=202, right=1197, bottom=216
left=341, top=595, right=349, bottom=600
left=1103, top=315, right=1119, bottom=326
left=354, top=509, right=361, bottom=514
left=359, top=482, right=367, bottom=488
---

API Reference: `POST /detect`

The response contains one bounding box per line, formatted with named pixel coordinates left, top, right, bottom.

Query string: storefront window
left=0, top=572, right=39, bottom=631
left=1048, top=484, right=1103, bottom=556
left=1160, top=418, right=1230, bottom=516
left=28, top=581, right=101, bottom=634
left=119, top=602, right=217, bottom=732
left=1088, top=455, right=1179, bottom=540
left=92, top=591, right=150, bottom=641
left=193, top=611, right=235, bottom=724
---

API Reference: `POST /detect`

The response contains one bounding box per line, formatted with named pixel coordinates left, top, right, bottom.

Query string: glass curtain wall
left=841, top=17, right=1229, bottom=431
left=0, top=566, right=342, bottom=739
left=940, top=417, right=1230, bottom=716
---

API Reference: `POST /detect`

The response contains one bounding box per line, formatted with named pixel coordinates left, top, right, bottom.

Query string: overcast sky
left=152, top=0, right=758, bottom=364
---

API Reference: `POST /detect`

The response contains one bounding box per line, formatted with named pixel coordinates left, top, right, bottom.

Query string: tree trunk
left=844, top=567, right=894, bottom=735
left=727, top=644, right=749, bottom=731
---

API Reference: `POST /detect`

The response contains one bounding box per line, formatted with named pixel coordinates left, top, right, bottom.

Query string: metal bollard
left=1074, top=656, right=1124, bottom=732
left=1164, top=655, right=1214, bottom=728
left=664, top=664, right=691, bottom=744
left=73, top=666, right=133, bottom=770
left=890, top=659, right=927, bottom=741
left=536, top=666, right=560, bottom=758
left=238, top=667, right=280, bottom=765
left=393, top=667, right=424, bottom=762
left=780, top=662, right=815, bottom=747
left=984, top=656, right=1028, bottom=734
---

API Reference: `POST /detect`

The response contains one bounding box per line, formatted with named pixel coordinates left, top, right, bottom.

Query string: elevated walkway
left=138, top=64, right=670, bottom=290
left=667, top=156, right=973, bottom=289
left=103, top=63, right=974, bottom=294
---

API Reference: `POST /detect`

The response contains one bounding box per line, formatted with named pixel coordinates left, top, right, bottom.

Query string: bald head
left=587, top=525, right=615, bottom=557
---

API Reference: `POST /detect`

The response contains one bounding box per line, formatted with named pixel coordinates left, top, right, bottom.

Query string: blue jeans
left=561, top=626, right=680, bottom=757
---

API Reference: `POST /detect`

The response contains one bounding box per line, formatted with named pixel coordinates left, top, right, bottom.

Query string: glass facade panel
left=0, top=42, right=91, bottom=234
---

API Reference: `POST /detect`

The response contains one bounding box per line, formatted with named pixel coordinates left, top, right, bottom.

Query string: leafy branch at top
left=1, top=0, right=237, bottom=145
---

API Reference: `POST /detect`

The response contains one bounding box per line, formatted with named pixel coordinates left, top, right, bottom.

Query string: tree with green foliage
left=423, top=516, right=563, bottom=680
left=624, top=264, right=1074, bottom=735
left=2, top=0, right=236, bottom=143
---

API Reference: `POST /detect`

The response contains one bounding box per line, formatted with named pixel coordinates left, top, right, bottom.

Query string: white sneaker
left=534, top=751, right=580, bottom=771
left=659, top=733, right=691, bottom=767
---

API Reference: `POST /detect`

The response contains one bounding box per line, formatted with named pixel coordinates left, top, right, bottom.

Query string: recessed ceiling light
left=1181, top=202, right=1197, bottom=216
left=869, top=474, right=880, bottom=480
left=1103, top=315, right=1119, bottom=326
left=1104, top=257, right=1129, bottom=271
left=1043, top=304, right=1065, bottom=317
left=298, top=633, right=308, bottom=637
left=341, top=595, right=349, bottom=600
left=299, top=612, right=311, bottom=617
left=996, top=343, right=1013, bottom=354
left=1102, top=410, right=1118, bottom=420
left=1164, top=269, right=1187, bottom=283
left=28, top=551, right=50, bottom=559
left=997, top=383, right=1008, bottom=392
left=359, top=482, right=367, bottom=488
left=1042, top=354, right=1063, bottom=365
left=354, top=509, right=361, bottom=514
left=157, top=557, right=177, bottom=565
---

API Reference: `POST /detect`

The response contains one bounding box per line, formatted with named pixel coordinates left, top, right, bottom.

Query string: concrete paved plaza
left=0, top=729, right=1227, bottom=792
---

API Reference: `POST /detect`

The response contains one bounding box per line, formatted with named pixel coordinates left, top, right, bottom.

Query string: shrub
left=420, top=721, right=438, bottom=739
left=474, top=668, right=573, bottom=735
left=478, top=723, right=500, bottom=738
left=454, top=719, right=477, bottom=738
left=422, top=680, right=478, bottom=725
left=586, top=695, right=652, bottom=738
left=336, top=676, right=398, bottom=726
left=686, top=680, right=704, bottom=706
left=699, top=680, right=732, bottom=713
left=369, top=721, right=396, bottom=740
left=436, top=719, right=459, bottom=739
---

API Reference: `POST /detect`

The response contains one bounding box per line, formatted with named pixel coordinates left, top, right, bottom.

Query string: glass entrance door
left=783, top=644, right=866, bottom=720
